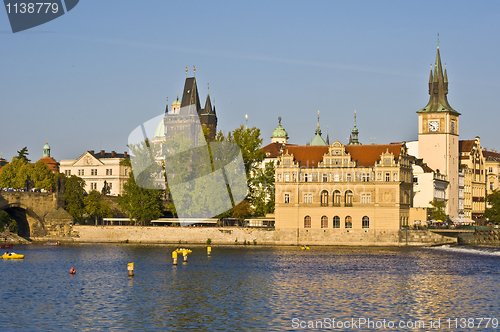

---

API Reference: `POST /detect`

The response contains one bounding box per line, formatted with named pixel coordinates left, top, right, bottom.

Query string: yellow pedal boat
left=2, top=253, right=24, bottom=259
left=301, top=246, right=310, bottom=250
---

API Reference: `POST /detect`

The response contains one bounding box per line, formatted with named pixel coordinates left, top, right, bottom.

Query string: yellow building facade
left=275, top=141, right=413, bottom=230
left=459, top=137, right=486, bottom=220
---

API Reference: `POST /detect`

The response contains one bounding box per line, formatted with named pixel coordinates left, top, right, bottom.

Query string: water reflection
left=0, top=244, right=499, bottom=331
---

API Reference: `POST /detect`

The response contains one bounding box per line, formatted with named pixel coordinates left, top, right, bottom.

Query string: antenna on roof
left=186, top=66, right=188, bottom=77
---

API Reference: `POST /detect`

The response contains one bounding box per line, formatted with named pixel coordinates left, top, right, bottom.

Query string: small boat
left=175, top=248, right=192, bottom=254
left=44, top=241, right=60, bottom=246
left=2, top=253, right=24, bottom=259
left=1, top=243, right=13, bottom=249
left=301, top=245, right=310, bottom=250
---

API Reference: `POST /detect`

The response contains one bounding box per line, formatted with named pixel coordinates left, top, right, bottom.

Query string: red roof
left=275, top=143, right=403, bottom=168
left=483, top=149, right=500, bottom=161
left=459, top=140, right=475, bottom=153
left=38, top=157, right=59, bottom=173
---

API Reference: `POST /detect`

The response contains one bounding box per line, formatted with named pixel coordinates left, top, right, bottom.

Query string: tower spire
left=417, top=41, right=459, bottom=115
left=348, top=110, right=361, bottom=145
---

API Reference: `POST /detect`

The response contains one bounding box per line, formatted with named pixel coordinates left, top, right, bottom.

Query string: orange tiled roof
left=483, top=150, right=500, bottom=161
left=263, top=142, right=296, bottom=158
left=279, top=143, right=403, bottom=168
left=459, top=140, right=475, bottom=153
left=38, top=157, right=59, bottom=173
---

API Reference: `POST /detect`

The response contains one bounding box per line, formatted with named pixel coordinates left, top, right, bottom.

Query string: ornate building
left=459, top=137, right=486, bottom=220
left=417, top=43, right=460, bottom=218
left=271, top=117, right=289, bottom=144
left=274, top=141, right=413, bottom=230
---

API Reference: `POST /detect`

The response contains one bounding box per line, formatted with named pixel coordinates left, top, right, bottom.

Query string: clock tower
left=417, top=43, right=460, bottom=218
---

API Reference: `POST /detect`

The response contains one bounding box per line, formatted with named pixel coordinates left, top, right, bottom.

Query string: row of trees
left=119, top=125, right=275, bottom=224
left=0, top=147, right=55, bottom=191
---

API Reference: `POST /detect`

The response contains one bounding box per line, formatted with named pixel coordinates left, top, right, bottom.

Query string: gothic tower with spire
left=417, top=42, right=460, bottom=218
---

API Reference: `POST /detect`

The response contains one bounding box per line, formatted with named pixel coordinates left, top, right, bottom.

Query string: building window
left=303, top=193, right=307, bottom=203
left=322, top=173, right=328, bottom=182
left=278, top=173, right=282, bottom=182
left=345, top=190, right=353, bottom=207
left=346, top=173, right=351, bottom=182
left=106, top=169, right=113, bottom=176
left=91, top=169, right=97, bottom=176
left=304, top=173, right=309, bottom=182
left=490, top=182, right=494, bottom=191
left=362, top=173, right=370, bottom=182
left=361, top=194, right=371, bottom=204
left=90, top=183, right=97, bottom=190
left=321, top=216, right=328, bottom=228
left=321, top=190, right=329, bottom=206
left=413, top=177, right=418, bottom=183
left=345, top=216, right=352, bottom=228
left=124, top=169, right=128, bottom=176
left=489, top=167, right=493, bottom=173
left=65, top=170, right=71, bottom=176
left=285, top=173, right=289, bottom=182
left=304, top=216, right=311, bottom=228
left=308, top=194, right=313, bottom=204
left=292, top=173, right=296, bottom=182
left=334, top=174, right=340, bottom=182
left=385, top=173, right=390, bottom=182
left=78, top=169, right=84, bottom=176
left=285, top=194, right=290, bottom=204
left=333, top=190, right=341, bottom=207
left=393, top=173, right=398, bottom=182
left=108, top=183, right=112, bottom=190
left=333, top=216, right=340, bottom=228
left=362, top=216, right=369, bottom=228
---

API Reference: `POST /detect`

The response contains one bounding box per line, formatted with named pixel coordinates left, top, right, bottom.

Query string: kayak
left=2, top=253, right=24, bottom=259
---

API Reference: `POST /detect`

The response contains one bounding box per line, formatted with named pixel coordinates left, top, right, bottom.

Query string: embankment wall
left=70, top=226, right=456, bottom=246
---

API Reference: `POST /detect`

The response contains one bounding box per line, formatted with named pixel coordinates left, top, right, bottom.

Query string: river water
left=1, top=244, right=500, bottom=331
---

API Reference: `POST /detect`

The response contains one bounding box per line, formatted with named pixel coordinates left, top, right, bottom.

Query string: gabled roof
left=345, top=144, right=403, bottom=167
left=483, top=150, right=500, bottom=161
left=277, top=143, right=404, bottom=168
left=459, top=140, right=475, bottom=153
left=262, top=142, right=296, bottom=158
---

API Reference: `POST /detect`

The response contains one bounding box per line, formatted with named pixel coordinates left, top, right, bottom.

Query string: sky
left=1, top=0, right=500, bottom=162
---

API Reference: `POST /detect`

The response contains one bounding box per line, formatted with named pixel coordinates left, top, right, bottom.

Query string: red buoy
left=70, top=267, right=76, bottom=274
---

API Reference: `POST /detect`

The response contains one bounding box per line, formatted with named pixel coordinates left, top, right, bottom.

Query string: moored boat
left=2, top=252, right=24, bottom=259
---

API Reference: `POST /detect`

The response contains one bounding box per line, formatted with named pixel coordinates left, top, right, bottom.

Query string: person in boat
left=4, top=251, right=8, bottom=255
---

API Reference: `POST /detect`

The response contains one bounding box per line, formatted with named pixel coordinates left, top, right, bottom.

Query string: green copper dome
left=172, top=97, right=181, bottom=106
left=272, top=124, right=288, bottom=138
left=43, top=141, right=51, bottom=157
left=154, top=118, right=166, bottom=138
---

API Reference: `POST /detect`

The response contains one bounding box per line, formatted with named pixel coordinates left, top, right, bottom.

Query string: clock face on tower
left=429, top=120, right=439, bottom=132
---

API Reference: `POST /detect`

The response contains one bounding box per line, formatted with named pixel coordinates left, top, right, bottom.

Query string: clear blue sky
left=1, top=0, right=500, bottom=162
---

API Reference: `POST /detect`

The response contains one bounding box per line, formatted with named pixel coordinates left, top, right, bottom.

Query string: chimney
left=100, top=150, right=105, bottom=156
left=111, top=151, right=116, bottom=157
left=90, top=150, right=94, bottom=154
left=124, top=151, right=128, bottom=158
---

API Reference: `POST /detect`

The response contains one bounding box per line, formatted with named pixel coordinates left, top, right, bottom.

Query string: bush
left=206, top=238, right=212, bottom=245
left=9, top=220, right=17, bottom=233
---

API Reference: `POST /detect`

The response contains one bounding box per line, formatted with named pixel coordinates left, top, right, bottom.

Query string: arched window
left=304, top=216, right=311, bottom=228
left=345, top=190, right=353, bottom=207
left=362, top=216, right=369, bottom=228
left=333, top=190, right=341, bottom=206
left=321, top=190, right=329, bottom=206
left=345, top=216, right=352, bottom=228
left=333, top=216, right=340, bottom=228
left=321, top=216, right=328, bottom=228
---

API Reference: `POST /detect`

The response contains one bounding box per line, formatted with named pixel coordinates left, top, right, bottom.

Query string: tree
left=84, top=190, right=113, bottom=225
left=485, top=189, right=500, bottom=222
left=248, top=161, right=275, bottom=217
left=429, top=198, right=447, bottom=221
left=117, top=158, right=164, bottom=225
left=0, top=157, right=27, bottom=188
left=63, top=175, right=86, bottom=223
left=16, top=147, right=30, bottom=163
left=29, top=161, right=55, bottom=190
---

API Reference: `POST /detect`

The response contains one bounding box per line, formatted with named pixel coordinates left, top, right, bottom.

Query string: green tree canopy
left=63, top=175, right=86, bottom=223
left=485, top=189, right=500, bottom=222
left=429, top=198, right=447, bottom=221
left=84, top=190, right=113, bottom=225
left=117, top=158, right=164, bottom=225
left=16, top=147, right=30, bottom=163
